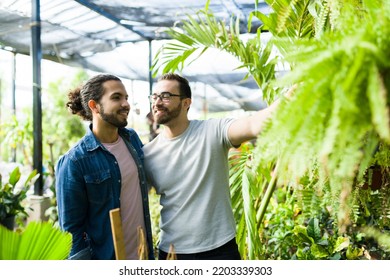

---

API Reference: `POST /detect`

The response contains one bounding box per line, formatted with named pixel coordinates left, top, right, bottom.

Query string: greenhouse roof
left=0, top=0, right=272, bottom=112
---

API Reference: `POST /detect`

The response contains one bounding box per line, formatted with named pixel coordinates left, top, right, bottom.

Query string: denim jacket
left=56, top=124, right=154, bottom=260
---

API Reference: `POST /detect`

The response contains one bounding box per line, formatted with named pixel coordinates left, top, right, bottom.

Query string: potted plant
left=0, top=166, right=39, bottom=230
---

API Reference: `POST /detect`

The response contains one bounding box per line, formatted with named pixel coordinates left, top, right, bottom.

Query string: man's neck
left=163, top=118, right=190, bottom=139
left=92, top=123, right=120, bottom=143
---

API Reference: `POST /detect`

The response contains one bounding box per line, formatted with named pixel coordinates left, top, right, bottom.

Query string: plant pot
left=0, top=215, right=15, bottom=230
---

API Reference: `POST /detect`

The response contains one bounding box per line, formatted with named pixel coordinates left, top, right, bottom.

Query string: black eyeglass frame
left=148, top=92, right=184, bottom=103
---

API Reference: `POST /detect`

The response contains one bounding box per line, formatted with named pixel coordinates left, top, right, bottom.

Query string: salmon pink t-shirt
left=103, top=136, right=146, bottom=259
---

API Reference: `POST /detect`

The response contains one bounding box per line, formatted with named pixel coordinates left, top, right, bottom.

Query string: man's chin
left=156, top=118, right=168, bottom=125
left=116, top=120, right=128, bottom=128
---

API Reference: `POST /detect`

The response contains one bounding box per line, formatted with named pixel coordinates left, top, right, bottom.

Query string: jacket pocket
left=84, top=170, right=113, bottom=204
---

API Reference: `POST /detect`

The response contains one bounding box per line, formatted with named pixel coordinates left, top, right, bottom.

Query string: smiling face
left=152, top=79, right=189, bottom=125
left=96, top=80, right=130, bottom=128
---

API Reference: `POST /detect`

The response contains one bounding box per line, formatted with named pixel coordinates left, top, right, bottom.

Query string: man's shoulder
left=62, top=137, right=88, bottom=158
left=64, top=129, right=101, bottom=156
left=191, top=118, right=234, bottom=129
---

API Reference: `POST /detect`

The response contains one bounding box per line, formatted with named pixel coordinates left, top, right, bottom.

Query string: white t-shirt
left=143, top=119, right=236, bottom=254
left=103, top=136, right=146, bottom=259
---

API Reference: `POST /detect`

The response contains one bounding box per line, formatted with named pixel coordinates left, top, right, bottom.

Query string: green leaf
left=307, top=218, right=321, bottom=242
left=345, top=246, right=363, bottom=260
left=367, top=62, right=390, bottom=143
left=311, top=244, right=329, bottom=259
left=293, top=225, right=314, bottom=244
left=23, top=169, right=39, bottom=188
left=242, top=167, right=262, bottom=259
left=0, top=222, right=72, bottom=260
left=333, top=236, right=350, bottom=252
left=204, top=0, right=210, bottom=11
left=330, top=252, right=342, bottom=260
left=8, top=167, right=21, bottom=187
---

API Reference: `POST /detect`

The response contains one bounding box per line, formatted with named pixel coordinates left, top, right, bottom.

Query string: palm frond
left=151, top=3, right=279, bottom=103
left=242, top=167, right=262, bottom=259
left=0, top=221, right=72, bottom=260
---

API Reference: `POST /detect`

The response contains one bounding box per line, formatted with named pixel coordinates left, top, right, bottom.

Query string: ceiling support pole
left=32, top=0, right=43, bottom=196
left=148, top=39, right=153, bottom=112
left=11, top=51, right=17, bottom=162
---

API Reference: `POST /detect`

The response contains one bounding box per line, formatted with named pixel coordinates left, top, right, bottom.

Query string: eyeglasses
left=148, top=92, right=182, bottom=103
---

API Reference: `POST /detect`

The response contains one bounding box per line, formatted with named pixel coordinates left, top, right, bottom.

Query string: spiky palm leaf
left=151, top=0, right=279, bottom=103
left=0, top=222, right=72, bottom=260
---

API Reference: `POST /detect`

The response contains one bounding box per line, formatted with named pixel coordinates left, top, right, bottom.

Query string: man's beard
left=154, top=102, right=182, bottom=125
left=99, top=104, right=128, bottom=128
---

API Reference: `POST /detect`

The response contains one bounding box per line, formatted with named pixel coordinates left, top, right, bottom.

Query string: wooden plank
left=167, top=244, right=177, bottom=260
left=109, top=208, right=126, bottom=260
left=137, top=226, right=148, bottom=260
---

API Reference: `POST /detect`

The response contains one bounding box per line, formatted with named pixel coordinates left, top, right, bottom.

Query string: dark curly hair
left=66, top=74, right=121, bottom=121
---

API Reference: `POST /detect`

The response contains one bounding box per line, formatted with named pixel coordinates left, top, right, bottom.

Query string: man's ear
left=88, top=100, right=99, bottom=114
left=183, top=98, right=192, bottom=110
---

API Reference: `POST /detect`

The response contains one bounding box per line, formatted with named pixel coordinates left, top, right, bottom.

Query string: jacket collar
left=83, top=123, right=130, bottom=152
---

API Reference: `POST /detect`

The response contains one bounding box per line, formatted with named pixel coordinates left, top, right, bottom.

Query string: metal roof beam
left=73, top=0, right=151, bottom=40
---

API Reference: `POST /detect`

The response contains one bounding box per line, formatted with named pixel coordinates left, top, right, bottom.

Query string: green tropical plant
left=1, top=70, right=89, bottom=225
left=43, top=70, right=88, bottom=163
left=41, top=70, right=88, bottom=223
left=0, top=167, right=39, bottom=227
left=152, top=0, right=280, bottom=103
left=0, top=221, right=72, bottom=259
left=292, top=217, right=358, bottom=260
left=361, top=227, right=390, bottom=254
left=229, top=142, right=263, bottom=259
left=254, top=0, right=390, bottom=230
left=151, top=0, right=390, bottom=259
left=252, top=0, right=389, bottom=259
left=0, top=115, right=34, bottom=166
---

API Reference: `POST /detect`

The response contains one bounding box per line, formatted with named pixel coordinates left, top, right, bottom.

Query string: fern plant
left=254, top=0, right=390, bottom=231
left=151, top=0, right=390, bottom=259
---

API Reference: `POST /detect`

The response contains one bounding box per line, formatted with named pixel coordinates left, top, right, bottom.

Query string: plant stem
left=256, top=161, right=279, bottom=225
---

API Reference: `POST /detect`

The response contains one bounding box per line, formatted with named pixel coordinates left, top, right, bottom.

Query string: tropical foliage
left=254, top=0, right=390, bottom=228
left=151, top=0, right=390, bottom=259
left=0, top=221, right=71, bottom=260
left=151, top=0, right=280, bottom=103
left=0, top=70, right=88, bottom=224
left=0, top=167, right=38, bottom=224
